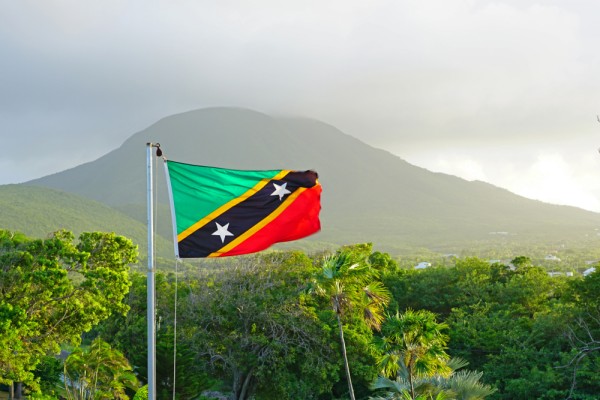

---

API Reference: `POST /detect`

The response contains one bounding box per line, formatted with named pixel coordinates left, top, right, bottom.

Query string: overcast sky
left=2, top=0, right=600, bottom=211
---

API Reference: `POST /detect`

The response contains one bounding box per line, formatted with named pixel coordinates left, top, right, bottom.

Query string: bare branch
left=560, top=312, right=600, bottom=399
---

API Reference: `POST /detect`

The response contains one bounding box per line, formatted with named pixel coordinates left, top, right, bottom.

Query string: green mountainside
left=0, top=184, right=172, bottom=257
left=22, top=107, right=600, bottom=255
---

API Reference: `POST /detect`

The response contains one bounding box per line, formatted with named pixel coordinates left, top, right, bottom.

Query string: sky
left=2, top=0, right=600, bottom=211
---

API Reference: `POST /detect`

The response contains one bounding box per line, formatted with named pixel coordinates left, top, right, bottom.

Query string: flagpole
left=146, top=143, right=157, bottom=400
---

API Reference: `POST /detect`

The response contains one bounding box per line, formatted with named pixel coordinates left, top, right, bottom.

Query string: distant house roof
left=415, top=262, right=431, bottom=270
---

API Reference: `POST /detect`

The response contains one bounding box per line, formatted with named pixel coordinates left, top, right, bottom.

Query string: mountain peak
left=25, top=107, right=600, bottom=254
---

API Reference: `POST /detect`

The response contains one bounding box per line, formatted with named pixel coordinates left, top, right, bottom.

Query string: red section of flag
left=216, top=184, right=322, bottom=257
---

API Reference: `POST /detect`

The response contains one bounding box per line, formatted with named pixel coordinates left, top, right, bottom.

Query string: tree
left=63, top=338, right=139, bottom=399
left=133, top=385, right=148, bottom=400
left=311, top=248, right=391, bottom=400
left=371, top=358, right=442, bottom=400
left=95, top=271, right=216, bottom=399
left=376, top=309, right=451, bottom=399
left=33, top=355, right=63, bottom=398
left=0, top=229, right=137, bottom=394
left=446, top=258, right=575, bottom=398
left=510, top=256, right=531, bottom=268
left=383, top=267, right=459, bottom=318
left=561, top=270, right=600, bottom=398
left=371, top=358, right=495, bottom=400
left=180, top=252, right=340, bottom=400
left=383, top=255, right=600, bottom=398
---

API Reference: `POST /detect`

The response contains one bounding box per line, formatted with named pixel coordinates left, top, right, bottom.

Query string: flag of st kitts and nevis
left=164, top=160, right=322, bottom=258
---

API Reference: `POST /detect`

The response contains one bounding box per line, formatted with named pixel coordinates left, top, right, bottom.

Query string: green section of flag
left=166, top=161, right=283, bottom=235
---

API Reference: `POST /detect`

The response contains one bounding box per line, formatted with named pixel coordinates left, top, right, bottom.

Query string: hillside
left=0, top=184, right=173, bottom=257
left=25, top=107, right=600, bottom=254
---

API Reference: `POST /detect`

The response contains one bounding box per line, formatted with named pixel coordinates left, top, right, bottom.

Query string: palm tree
left=311, top=250, right=391, bottom=400
left=63, top=338, right=139, bottom=399
left=371, top=357, right=441, bottom=399
left=377, top=309, right=451, bottom=399
left=371, top=357, right=495, bottom=400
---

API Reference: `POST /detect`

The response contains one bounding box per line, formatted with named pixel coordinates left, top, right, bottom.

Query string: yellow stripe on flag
left=208, top=187, right=308, bottom=257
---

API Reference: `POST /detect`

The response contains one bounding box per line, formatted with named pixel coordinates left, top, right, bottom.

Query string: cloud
left=507, top=152, right=600, bottom=212
left=406, top=142, right=600, bottom=212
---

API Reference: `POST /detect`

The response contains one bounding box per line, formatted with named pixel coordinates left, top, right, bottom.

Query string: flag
left=164, top=160, right=321, bottom=258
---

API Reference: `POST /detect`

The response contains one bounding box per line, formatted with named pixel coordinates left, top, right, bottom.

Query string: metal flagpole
left=146, top=142, right=157, bottom=400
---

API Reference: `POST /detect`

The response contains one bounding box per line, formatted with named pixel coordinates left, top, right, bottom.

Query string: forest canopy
left=1, top=231, right=599, bottom=399
left=0, top=230, right=137, bottom=393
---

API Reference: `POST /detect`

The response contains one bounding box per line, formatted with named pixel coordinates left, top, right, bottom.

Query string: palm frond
left=446, top=369, right=496, bottom=399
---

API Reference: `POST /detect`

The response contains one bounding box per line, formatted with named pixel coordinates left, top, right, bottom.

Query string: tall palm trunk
left=337, top=313, right=356, bottom=400
left=407, top=359, right=416, bottom=400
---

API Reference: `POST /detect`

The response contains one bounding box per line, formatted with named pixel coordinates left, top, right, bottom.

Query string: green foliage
left=312, top=244, right=391, bottom=331
left=63, top=338, right=139, bottom=399
left=386, top=256, right=600, bottom=399
left=28, top=393, right=59, bottom=400
left=154, top=329, right=216, bottom=400
left=95, top=272, right=216, bottom=399
left=370, top=357, right=495, bottom=400
left=558, top=271, right=600, bottom=399
left=383, top=267, right=459, bottom=317
left=184, top=252, right=339, bottom=400
left=0, top=229, right=137, bottom=393
left=370, top=251, right=400, bottom=272
left=34, top=355, right=63, bottom=397
left=98, top=251, right=342, bottom=400
left=377, top=309, right=451, bottom=381
left=566, top=269, right=600, bottom=309
left=83, top=251, right=600, bottom=399
left=133, top=385, right=148, bottom=400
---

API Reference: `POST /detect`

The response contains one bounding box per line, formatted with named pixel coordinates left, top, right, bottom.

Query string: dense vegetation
left=0, top=229, right=138, bottom=398
left=2, top=230, right=599, bottom=399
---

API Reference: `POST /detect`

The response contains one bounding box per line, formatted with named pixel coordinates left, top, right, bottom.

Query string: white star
left=212, top=222, right=234, bottom=243
left=271, top=182, right=291, bottom=200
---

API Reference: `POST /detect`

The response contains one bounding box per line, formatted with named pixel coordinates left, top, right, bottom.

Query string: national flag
left=164, top=160, right=321, bottom=258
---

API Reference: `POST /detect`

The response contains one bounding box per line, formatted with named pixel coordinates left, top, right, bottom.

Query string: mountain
left=24, top=107, right=600, bottom=254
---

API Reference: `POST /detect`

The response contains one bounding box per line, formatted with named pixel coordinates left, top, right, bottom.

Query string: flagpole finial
left=147, top=142, right=165, bottom=160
